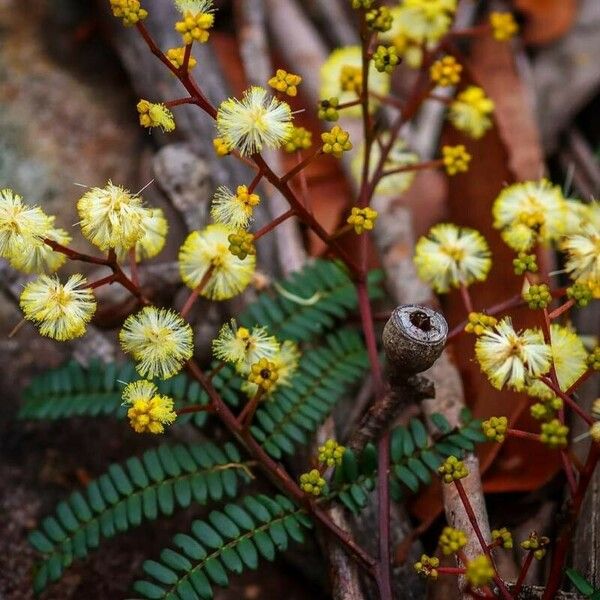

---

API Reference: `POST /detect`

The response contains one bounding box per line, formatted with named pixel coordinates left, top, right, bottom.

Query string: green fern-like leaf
left=133, top=494, right=312, bottom=599
left=29, top=442, right=252, bottom=594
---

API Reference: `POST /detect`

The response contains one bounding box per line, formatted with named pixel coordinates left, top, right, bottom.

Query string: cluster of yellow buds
left=322, top=126, right=353, bottom=158
left=347, top=207, right=378, bottom=234
left=587, top=347, right=600, bottom=371
left=567, top=283, right=594, bottom=308
left=491, top=527, right=513, bottom=549
left=136, top=100, right=175, bottom=132
left=365, top=6, right=393, bottom=32
left=235, top=185, right=260, bottom=212
left=317, top=439, right=346, bottom=467
left=228, top=230, right=255, bottom=260
left=430, top=56, right=462, bottom=87
left=414, top=554, right=440, bottom=580
left=490, top=12, right=518, bottom=41
left=513, top=252, right=538, bottom=275
left=283, top=126, right=313, bottom=153
left=466, top=555, right=494, bottom=587
left=438, top=526, right=467, bottom=556
left=351, top=0, right=374, bottom=8
left=268, top=69, right=302, bottom=97
left=464, top=312, right=497, bottom=336
left=213, top=137, right=232, bottom=156
left=530, top=395, right=563, bottom=422
left=175, top=11, right=214, bottom=45
left=166, top=47, right=197, bottom=70
left=523, top=283, right=552, bottom=309
left=520, top=532, right=549, bottom=560
left=248, top=358, right=279, bottom=391
left=110, top=0, right=148, bottom=26
left=482, top=416, right=508, bottom=443
left=299, top=469, right=326, bottom=496
left=372, top=45, right=400, bottom=74
left=540, top=419, right=569, bottom=449
left=318, top=97, right=340, bottom=121
left=439, top=456, right=469, bottom=483
left=340, top=65, right=363, bottom=95
left=442, top=144, right=471, bottom=175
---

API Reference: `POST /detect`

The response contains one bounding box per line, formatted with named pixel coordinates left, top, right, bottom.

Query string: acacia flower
left=317, top=439, right=345, bottom=468
left=321, top=125, right=352, bottom=158
left=562, top=223, right=600, bottom=297
left=548, top=324, right=588, bottom=391
left=174, top=0, right=214, bottom=15
left=347, top=207, right=378, bottom=234
left=119, top=307, right=193, bottom=380
left=20, top=274, right=97, bottom=341
left=9, top=221, right=71, bottom=274
left=123, top=380, right=177, bottom=434
left=213, top=137, right=232, bottom=156
left=174, top=0, right=215, bottom=44
left=283, top=126, right=312, bottom=153
left=299, top=469, right=326, bottom=496
left=268, top=69, right=302, bottom=97
left=438, top=526, right=467, bottom=556
left=216, top=86, right=293, bottom=156
left=0, top=189, right=51, bottom=259
left=490, top=11, right=518, bottom=41
left=414, top=223, right=492, bottom=293
left=320, top=46, right=390, bottom=117
left=77, top=181, right=146, bottom=252
left=178, top=224, right=255, bottom=300
left=210, top=185, right=260, bottom=229
left=116, top=208, right=168, bottom=263
left=475, top=318, right=551, bottom=391
left=493, top=179, right=568, bottom=251
left=212, top=321, right=280, bottom=374
left=243, top=339, right=300, bottom=397
left=109, top=0, right=148, bottom=26
left=448, top=86, right=494, bottom=139
left=248, top=357, right=279, bottom=391
left=430, top=55, right=462, bottom=87
left=166, top=47, right=197, bottom=70
left=137, top=100, right=175, bottom=132
left=442, top=144, right=471, bottom=175
left=466, top=555, right=494, bottom=588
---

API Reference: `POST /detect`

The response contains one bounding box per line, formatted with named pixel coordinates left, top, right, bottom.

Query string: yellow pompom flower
left=340, top=65, right=363, bottom=95
left=213, top=137, right=232, bottom=156
left=123, top=380, right=177, bottom=434
left=490, top=12, right=518, bottom=41
left=210, top=185, right=260, bottom=229
left=466, top=555, right=494, bottom=588
left=174, top=0, right=215, bottom=44
left=475, top=317, right=551, bottom=391
left=448, top=86, right=495, bottom=139
left=119, top=306, right=194, bottom=380
left=212, top=321, right=280, bottom=374
left=549, top=324, right=589, bottom=391
left=562, top=223, right=600, bottom=298
left=320, top=46, right=390, bottom=117
left=430, top=55, right=462, bottom=87
left=137, top=100, right=175, bottom=132
left=493, top=179, right=568, bottom=251
left=283, top=126, right=312, bottom=153
left=216, top=86, right=293, bottom=156
left=352, top=136, right=419, bottom=197
left=116, top=208, right=168, bottom=263
left=178, top=224, right=255, bottom=300
left=0, top=188, right=51, bottom=260
left=442, top=144, right=471, bottom=175
left=20, top=274, right=97, bottom=341
left=321, top=125, right=352, bottom=158
left=9, top=221, right=71, bottom=275
left=77, top=181, right=146, bottom=252
left=347, top=207, right=378, bottom=234
left=109, top=0, right=148, bottom=26
left=268, top=69, right=302, bottom=97
left=414, top=223, right=492, bottom=293
left=166, top=47, right=197, bottom=70
left=174, top=0, right=213, bottom=15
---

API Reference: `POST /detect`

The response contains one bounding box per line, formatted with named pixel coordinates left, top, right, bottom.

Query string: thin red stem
left=437, top=567, right=466, bottom=575
left=512, top=551, right=534, bottom=597
left=177, top=404, right=214, bottom=415
left=547, top=298, right=575, bottom=320
left=180, top=265, right=214, bottom=318
left=253, top=209, right=296, bottom=241
left=507, top=428, right=540, bottom=442
left=237, top=389, right=264, bottom=428
left=280, top=149, right=322, bottom=184
left=459, top=283, right=474, bottom=314
left=247, top=169, right=264, bottom=194
left=88, top=274, right=116, bottom=290
left=539, top=376, right=593, bottom=426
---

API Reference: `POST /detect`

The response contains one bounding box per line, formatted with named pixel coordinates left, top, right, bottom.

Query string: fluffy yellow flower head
left=562, top=223, right=600, bottom=298
left=77, top=182, right=146, bottom=252
left=174, top=0, right=214, bottom=15
left=9, top=220, right=71, bottom=275
left=548, top=324, right=589, bottom=391
left=122, top=380, right=177, bottom=434
left=216, top=86, right=293, bottom=156
left=119, top=307, right=194, bottom=380
left=20, top=274, right=97, bottom=341
left=116, top=208, right=168, bottom=263
left=466, top=555, right=494, bottom=588
left=137, top=100, right=175, bottom=132
left=351, top=135, right=419, bottom=197
left=178, top=224, right=255, bottom=300
left=320, top=46, right=390, bottom=117
left=0, top=189, right=51, bottom=260
left=448, top=86, right=495, bottom=139
left=212, top=321, right=280, bottom=374
left=475, top=317, right=552, bottom=391
left=210, top=185, right=260, bottom=229
left=414, top=223, right=492, bottom=293
left=493, top=179, right=568, bottom=251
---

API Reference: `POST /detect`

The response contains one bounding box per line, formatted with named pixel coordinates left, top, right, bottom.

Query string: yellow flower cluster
left=317, top=439, right=345, bottom=467
left=372, top=45, right=400, bottom=74
left=268, top=69, right=302, bottom=97
left=283, top=126, right=313, bottom=153
left=346, top=206, right=378, bottom=234
left=482, top=416, right=508, bottom=442
left=523, top=283, right=552, bottom=310
left=521, top=532, right=549, bottom=560
left=365, top=6, right=393, bottom=32
left=317, top=97, right=340, bottom=122
left=137, top=100, right=175, bottom=132
left=540, top=419, right=569, bottom=449
left=587, top=347, right=600, bottom=371
left=466, top=555, right=494, bottom=587
left=438, top=456, right=469, bottom=483
left=464, top=312, right=497, bottom=336
left=299, top=469, right=326, bottom=496
left=530, top=395, right=563, bottom=422
left=213, top=137, right=232, bottom=156
left=175, top=11, right=215, bottom=45
left=211, top=185, right=260, bottom=229
left=491, top=527, right=513, bottom=549
left=321, top=125, right=353, bottom=158
left=441, top=144, right=471, bottom=175
left=414, top=554, right=440, bottom=580
left=166, top=47, right=197, bottom=70
left=109, top=0, right=148, bottom=27
left=340, top=65, right=363, bottom=95
left=430, top=55, right=462, bottom=87
left=490, top=12, right=518, bottom=41
left=513, top=252, right=538, bottom=275
left=248, top=357, right=280, bottom=391
left=228, top=230, right=255, bottom=260
left=448, top=86, right=494, bottom=139
left=122, top=380, right=177, bottom=434
left=438, top=526, right=467, bottom=556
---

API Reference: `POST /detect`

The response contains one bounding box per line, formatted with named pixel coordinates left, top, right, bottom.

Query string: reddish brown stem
left=438, top=567, right=466, bottom=575
left=507, top=428, right=540, bottom=442
left=247, top=169, right=264, bottom=194
left=280, top=148, right=322, bottom=184
left=237, top=389, right=264, bottom=429
left=88, top=274, right=117, bottom=290
left=43, top=238, right=109, bottom=266
left=539, top=376, right=594, bottom=426
left=512, top=551, right=534, bottom=597
left=547, top=298, right=575, bottom=320
left=165, top=97, right=197, bottom=108
left=459, top=283, right=474, bottom=314
left=177, top=404, right=214, bottom=415
left=253, top=209, right=296, bottom=241
left=180, top=266, right=214, bottom=318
